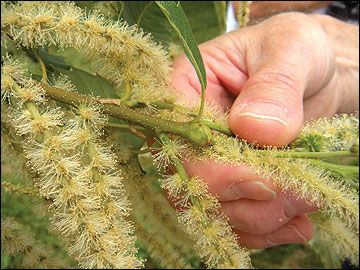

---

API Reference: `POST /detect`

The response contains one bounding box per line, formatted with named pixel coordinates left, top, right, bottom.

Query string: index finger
left=171, top=35, right=248, bottom=110
left=183, top=158, right=280, bottom=201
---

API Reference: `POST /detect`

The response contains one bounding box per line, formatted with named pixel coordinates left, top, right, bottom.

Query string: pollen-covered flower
left=186, top=176, right=209, bottom=198
left=154, top=137, right=188, bottom=169
left=11, top=107, right=64, bottom=136
left=293, top=113, right=359, bottom=152
left=52, top=74, right=77, bottom=92
left=93, top=172, right=125, bottom=198
left=1, top=54, right=27, bottom=102
left=14, top=80, right=47, bottom=106
left=177, top=205, right=204, bottom=227
left=160, top=173, right=185, bottom=199
left=68, top=102, right=107, bottom=131
left=309, top=211, right=359, bottom=268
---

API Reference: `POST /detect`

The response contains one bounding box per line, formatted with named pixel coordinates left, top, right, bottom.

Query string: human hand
left=170, top=12, right=359, bottom=249
left=232, top=1, right=334, bottom=25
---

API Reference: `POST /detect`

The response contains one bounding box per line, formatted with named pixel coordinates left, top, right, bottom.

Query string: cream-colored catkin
left=134, top=221, right=194, bottom=269
left=293, top=113, right=359, bottom=152
left=116, top=156, right=198, bottom=262
left=50, top=104, right=144, bottom=269
left=1, top=217, right=71, bottom=269
left=2, top=56, right=143, bottom=269
left=1, top=1, right=174, bottom=105
left=236, top=1, right=252, bottom=28
left=308, top=211, right=359, bottom=268
left=191, top=134, right=359, bottom=234
left=176, top=181, right=252, bottom=269
left=155, top=138, right=253, bottom=269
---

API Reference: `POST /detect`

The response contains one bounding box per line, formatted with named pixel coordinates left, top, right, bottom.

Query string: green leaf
left=47, top=47, right=94, bottom=75
left=120, top=1, right=174, bottom=48
left=38, top=47, right=70, bottom=71
left=181, top=1, right=227, bottom=44
left=156, top=1, right=207, bottom=121
left=51, top=66, right=118, bottom=99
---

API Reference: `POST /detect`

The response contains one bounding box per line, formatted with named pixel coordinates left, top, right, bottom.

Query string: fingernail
left=229, top=180, right=277, bottom=200
left=237, top=102, right=289, bottom=127
left=283, top=195, right=320, bottom=217
left=283, top=197, right=298, bottom=218
left=266, top=225, right=308, bottom=246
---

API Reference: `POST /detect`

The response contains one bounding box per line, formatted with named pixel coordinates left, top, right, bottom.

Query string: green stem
left=36, top=82, right=212, bottom=147
left=308, top=159, right=359, bottom=182
left=118, top=99, right=233, bottom=136
left=104, top=122, right=153, bottom=138
left=191, top=93, right=206, bottom=123
left=200, top=120, right=233, bottom=136
left=272, top=150, right=358, bottom=159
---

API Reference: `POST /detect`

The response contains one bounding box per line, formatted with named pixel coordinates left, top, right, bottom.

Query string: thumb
left=228, top=13, right=334, bottom=148
left=228, top=69, right=304, bottom=148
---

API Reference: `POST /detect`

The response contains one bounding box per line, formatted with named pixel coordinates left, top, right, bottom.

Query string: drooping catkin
left=58, top=101, right=143, bottom=268
left=190, top=133, right=359, bottom=234
left=1, top=217, right=71, bottom=269
left=156, top=136, right=253, bottom=269
left=293, top=113, right=359, bottom=152
left=1, top=55, right=143, bottom=268
left=308, top=211, right=359, bottom=268
left=1, top=1, right=174, bottom=105
left=176, top=178, right=252, bottom=269
left=116, top=156, right=198, bottom=265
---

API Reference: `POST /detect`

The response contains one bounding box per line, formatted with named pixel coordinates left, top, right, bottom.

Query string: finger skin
left=232, top=1, right=334, bottom=25
left=183, top=159, right=280, bottom=201
left=172, top=12, right=336, bottom=147
left=183, top=159, right=319, bottom=235
left=220, top=192, right=318, bottom=234
left=167, top=12, right=358, bottom=250
left=233, top=214, right=314, bottom=249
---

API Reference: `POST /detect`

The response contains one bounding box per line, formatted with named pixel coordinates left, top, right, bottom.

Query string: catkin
left=2, top=1, right=173, bottom=105
left=1, top=55, right=143, bottom=268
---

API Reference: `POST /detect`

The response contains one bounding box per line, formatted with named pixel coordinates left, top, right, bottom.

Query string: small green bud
left=182, top=123, right=212, bottom=147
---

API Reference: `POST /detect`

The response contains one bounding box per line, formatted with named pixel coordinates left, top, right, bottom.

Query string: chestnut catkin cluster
left=1, top=1, right=172, bottom=105
left=2, top=1, right=359, bottom=269
left=1, top=55, right=143, bottom=268
left=189, top=133, right=359, bottom=234
left=155, top=134, right=252, bottom=268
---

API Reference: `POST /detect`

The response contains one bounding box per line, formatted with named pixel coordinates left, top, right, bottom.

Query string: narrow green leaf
left=156, top=1, right=207, bottom=121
